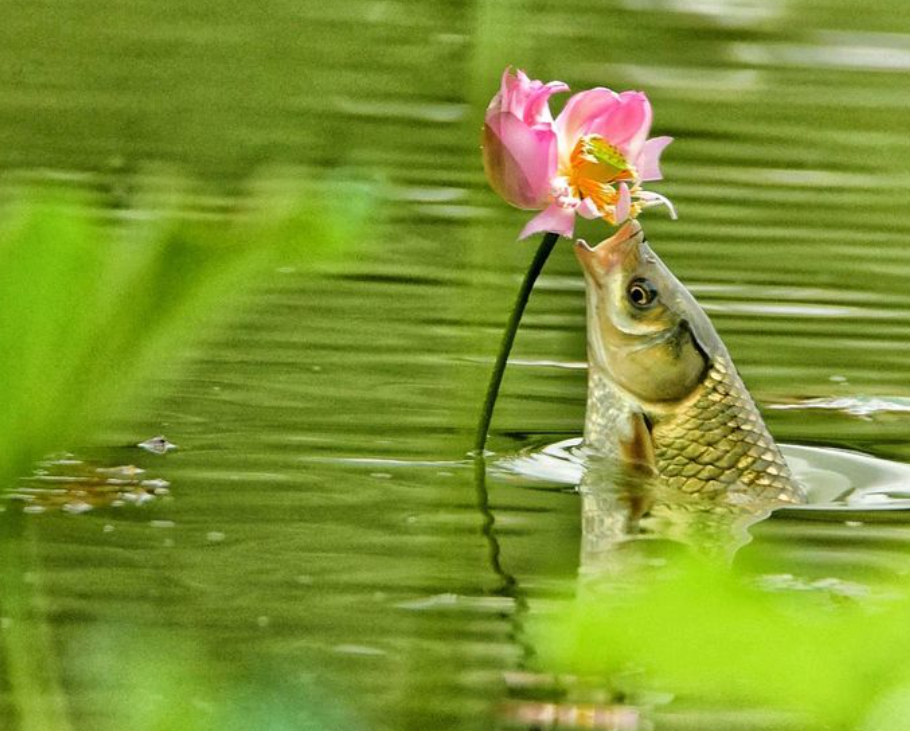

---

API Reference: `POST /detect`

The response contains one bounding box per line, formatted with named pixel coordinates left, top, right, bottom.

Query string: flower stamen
left=563, top=135, right=641, bottom=224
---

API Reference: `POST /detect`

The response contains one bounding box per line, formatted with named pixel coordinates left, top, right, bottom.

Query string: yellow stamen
left=565, top=135, right=639, bottom=219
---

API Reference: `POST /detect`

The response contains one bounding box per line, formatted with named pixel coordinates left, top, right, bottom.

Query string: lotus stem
left=473, top=231, right=560, bottom=453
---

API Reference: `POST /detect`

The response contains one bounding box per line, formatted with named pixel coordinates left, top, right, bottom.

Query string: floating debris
left=137, top=435, right=178, bottom=454
left=7, top=456, right=172, bottom=514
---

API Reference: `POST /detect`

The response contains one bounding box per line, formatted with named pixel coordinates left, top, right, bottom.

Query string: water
left=3, top=0, right=910, bottom=729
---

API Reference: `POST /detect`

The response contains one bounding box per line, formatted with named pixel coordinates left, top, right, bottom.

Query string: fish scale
left=584, top=371, right=636, bottom=459
left=651, top=355, right=802, bottom=503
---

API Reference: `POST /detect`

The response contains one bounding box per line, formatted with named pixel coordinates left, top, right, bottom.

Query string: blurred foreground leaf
left=0, top=174, right=376, bottom=483
left=533, top=558, right=910, bottom=730
left=0, top=174, right=377, bottom=731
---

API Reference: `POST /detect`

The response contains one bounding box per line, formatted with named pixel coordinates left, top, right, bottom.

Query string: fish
left=574, top=220, right=806, bottom=505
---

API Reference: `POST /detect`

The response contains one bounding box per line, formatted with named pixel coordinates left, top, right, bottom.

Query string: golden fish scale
left=652, top=356, right=804, bottom=503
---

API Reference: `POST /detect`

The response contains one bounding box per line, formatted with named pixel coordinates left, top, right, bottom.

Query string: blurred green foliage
left=0, top=173, right=374, bottom=483
left=0, top=174, right=376, bottom=731
left=533, top=555, right=910, bottom=730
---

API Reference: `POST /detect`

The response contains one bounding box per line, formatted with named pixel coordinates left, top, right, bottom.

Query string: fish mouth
left=574, top=220, right=644, bottom=277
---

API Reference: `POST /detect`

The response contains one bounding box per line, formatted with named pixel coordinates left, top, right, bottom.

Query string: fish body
left=575, top=221, right=805, bottom=505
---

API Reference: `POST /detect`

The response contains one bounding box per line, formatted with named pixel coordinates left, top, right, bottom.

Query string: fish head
left=575, top=221, right=721, bottom=405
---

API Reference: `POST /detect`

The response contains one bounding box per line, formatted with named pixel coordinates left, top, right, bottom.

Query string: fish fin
left=619, top=411, right=657, bottom=474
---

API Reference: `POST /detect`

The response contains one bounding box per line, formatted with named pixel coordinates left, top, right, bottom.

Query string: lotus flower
left=482, top=69, right=569, bottom=210
left=482, top=69, right=675, bottom=240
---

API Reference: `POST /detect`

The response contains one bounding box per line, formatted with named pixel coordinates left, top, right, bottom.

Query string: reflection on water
left=502, top=438, right=910, bottom=515
left=496, top=437, right=910, bottom=729
left=2, top=0, right=910, bottom=729
left=575, top=456, right=775, bottom=615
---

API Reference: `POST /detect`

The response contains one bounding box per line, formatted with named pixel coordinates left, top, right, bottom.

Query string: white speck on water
left=370, top=472, right=393, bottom=479
left=141, top=479, right=171, bottom=490
left=122, top=492, right=154, bottom=505
left=829, top=375, right=848, bottom=383
left=206, top=531, right=226, bottom=543
left=103, top=524, right=115, bottom=533
left=23, top=505, right=45, bottom=515
left=150, top=520, right=175, bottom=529
left=845, top=521, right=864, bottom=528
left=162, top=538, right=175, bottom=548
left=62, top=501, right=93, bottom=515
left=138, top=435, right=178, bottom=454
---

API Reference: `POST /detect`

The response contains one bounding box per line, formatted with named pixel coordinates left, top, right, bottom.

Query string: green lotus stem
left=474, top=231, right=560, bottom=453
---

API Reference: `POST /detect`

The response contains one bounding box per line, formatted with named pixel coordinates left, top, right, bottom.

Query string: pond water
left=3, top=0, right=910, bottom=729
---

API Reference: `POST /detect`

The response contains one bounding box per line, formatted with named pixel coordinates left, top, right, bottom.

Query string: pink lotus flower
left=482, top=69, right=675, bottom=240
left=483, top=69, right=569, bottom=211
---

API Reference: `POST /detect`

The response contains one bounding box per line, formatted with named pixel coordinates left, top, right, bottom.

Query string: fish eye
left=626, top=278, right=658, bottom=309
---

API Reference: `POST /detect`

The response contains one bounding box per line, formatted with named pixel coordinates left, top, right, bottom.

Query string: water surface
left=3, top=0, right=910, bottom=729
